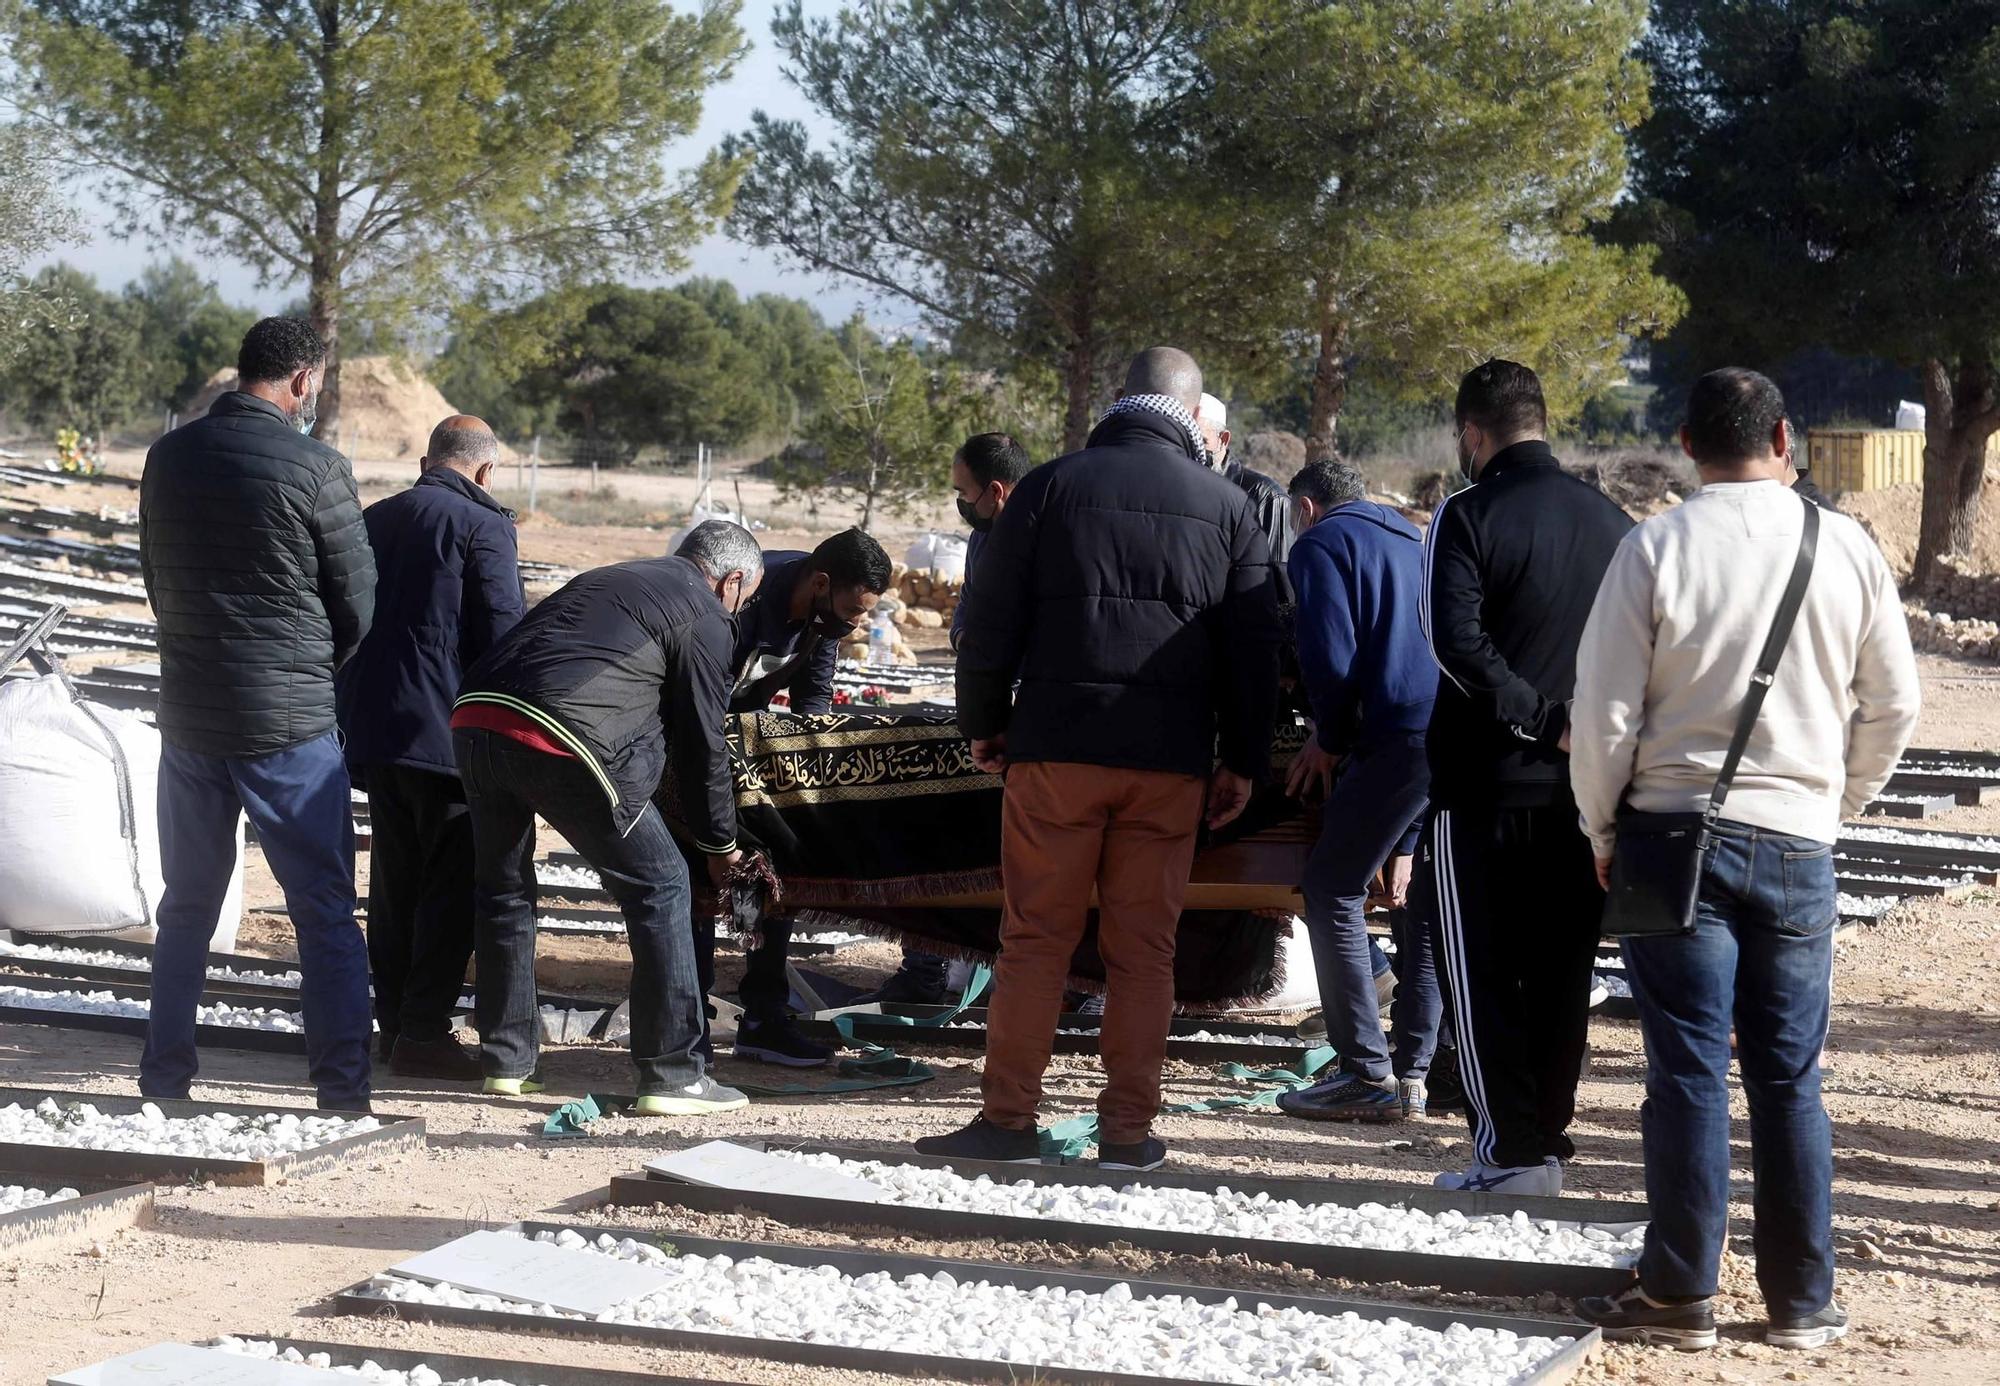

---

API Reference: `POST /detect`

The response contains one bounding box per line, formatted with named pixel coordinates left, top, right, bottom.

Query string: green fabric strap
left=829, top=964, right=993, bottom=1045
left=1035, top=1043, right=1340, bottom=1161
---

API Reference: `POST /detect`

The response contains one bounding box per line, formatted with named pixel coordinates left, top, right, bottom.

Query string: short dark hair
left=1289, top=459, right=1368, bottom=509
left=238, top=317, right=326, bottom=385
left=1455, top=358, right=1546, bottom=439
left=810, top=527, right=892, bottom=594
left=956, top=432, right=1033, bottom=489
left=1684, top=368, right=1787, bottom=466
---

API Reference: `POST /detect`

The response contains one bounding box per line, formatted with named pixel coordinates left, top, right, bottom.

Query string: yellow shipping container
left=1806, top=428, right=2000, bottom=494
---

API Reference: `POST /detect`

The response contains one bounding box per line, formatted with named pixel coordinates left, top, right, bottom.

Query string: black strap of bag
left=1600, top=492, right=1820, bottom=937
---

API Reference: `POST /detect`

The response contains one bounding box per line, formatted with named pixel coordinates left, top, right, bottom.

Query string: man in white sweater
left=1570, top=368, right=1920, bottom=1352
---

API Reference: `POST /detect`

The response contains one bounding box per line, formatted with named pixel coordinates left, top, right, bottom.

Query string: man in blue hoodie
left=1275, top=460, right=1441, bottom=1121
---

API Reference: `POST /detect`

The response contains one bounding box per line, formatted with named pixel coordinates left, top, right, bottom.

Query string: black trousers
left=1424, top=799, right=1603, bottom=1170
left=365, top=763, right=476, bottom=1043
left=694, top=913, right=793, bottom=1031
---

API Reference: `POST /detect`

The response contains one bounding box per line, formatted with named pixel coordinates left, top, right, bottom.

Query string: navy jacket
left=1290, top=500, right=1438, bottom=756
left=141, top=391, right=376, bottom=756
left=336, top=467, right=524, bottom=776
left=957, top=406, right=1283, bottom=779
left=456, top=556, right=738, bottom=847
left=1422, top=440, right=1633, bottom=809
left=728, top=551, right=840, bottom=714
left=948, top=528, right=986, bottom=651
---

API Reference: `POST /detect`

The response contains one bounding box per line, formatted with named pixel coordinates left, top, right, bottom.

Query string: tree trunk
left=1913, top=357, right=1999, bottom=589
left=307, top=0, right=344, bottom=442
left=1061, top=334, right=1095, bottom=455
left=1304, top=302, right=1349, bottom=461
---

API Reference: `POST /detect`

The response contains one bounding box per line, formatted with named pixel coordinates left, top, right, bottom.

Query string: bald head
left=423, top=415, right=499, bottom=485
left=1121, top=347, right=1203, bottom=413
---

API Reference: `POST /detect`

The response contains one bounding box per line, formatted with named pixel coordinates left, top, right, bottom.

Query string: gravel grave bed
left=934, top=1021, right=1301, bottom=1047
left=1836, top=866, right=1976, bottom=887
left=0, top=938, right=305, bottom=987
left=214, top=1337, right=532, bottom=1386
left=1838, top=893, right=1899, bottom=919
left=0, top=1181, right=79, bottom=1214
left=769, top=1151, right=1644, bottom=1268
left=369, top=1228, right=1579, bottom=1385
left=537, top=863, right=603, bottom=891
left=0, top=981, right=306, bottom=1032
left=1843, top=824, right=2000, bottom=852
left=0, top=1097, right=378, bottom=1160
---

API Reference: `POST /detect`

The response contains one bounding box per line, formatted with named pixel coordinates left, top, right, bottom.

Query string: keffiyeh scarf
left=1101, top=393, right=1213, bottom=468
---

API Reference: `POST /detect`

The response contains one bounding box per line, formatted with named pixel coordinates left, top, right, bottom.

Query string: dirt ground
left=3, top=452, right=1999, bottom=1385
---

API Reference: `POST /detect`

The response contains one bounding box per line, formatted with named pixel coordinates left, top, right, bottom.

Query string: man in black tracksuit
left=1421, top=359, right=1633, bottom=1195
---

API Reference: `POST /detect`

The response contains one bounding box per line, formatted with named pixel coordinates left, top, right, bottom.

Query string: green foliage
left=0, top=264, right=155, bottom=438
left=0, top=121, right=77, bottom=369
left=726, top=0, right=1233, bottom=450
left=436, top=280, right=846, bottom=455
left=7, top=0, right=748, bottom=427
left=1620, top=0, right=2000, bottom=577
left=128, top=258, right=256, bottom=409
left=779, top=322, right=985, bottom=529
left=1196, top=0, right=1683, bottom=454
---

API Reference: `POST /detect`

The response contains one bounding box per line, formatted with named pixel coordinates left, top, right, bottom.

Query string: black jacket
left=727, top=551, right=840, bottom=714
left=140, top=391, right=377, bottom=757
left=957, top=406, right=1284, bottom=779
left=335, top=467, right=525, bottom=777
left=1225, top=459, right=1297, bottom=564
left=1421, top=441, right=1633, bottom=809
left=456, top=556, right=737, bottom=849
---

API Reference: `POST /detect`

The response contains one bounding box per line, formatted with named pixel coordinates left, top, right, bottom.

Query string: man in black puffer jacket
left=920, top=347, right=1284, bottom=1171
left=138, top=317, right=378, bottom=1111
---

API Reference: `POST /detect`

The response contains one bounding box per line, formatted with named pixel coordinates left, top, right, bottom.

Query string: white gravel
left=0, top=1182, right=79, bottom=1214
left=1835, top=865, right=1975, bottom=887
left=215, top=1337, right=522, bottom=1386
left=370, top=1228, right=1577, bottom=1385
left=933, top=1021, right=1301, bottom=1048
left=0, top=982, right=306, bottom=1032
left=535, top=863, right=602, bottom=891
left=1838, top=893, right=1898, bottom=919
left=0, top=938, right=305, bottom=987
left=0, top=1097, right=377, bottom=1160
left=1594, top=972, right=1633, bottom=1000
left=1843, top=824, right=2000, bottom=852
left=771, top=1152, right=1643, bottom=1268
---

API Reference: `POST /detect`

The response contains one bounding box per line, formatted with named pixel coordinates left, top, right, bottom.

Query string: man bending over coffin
left=451, top=520, right=762, bottom=1113
left=690, top=527, right=892, bottom=1068
left=921, top=346, right=1282, bottom=1171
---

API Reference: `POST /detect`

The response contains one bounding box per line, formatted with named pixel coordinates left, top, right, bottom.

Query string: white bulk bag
left=1895, top=399, right=1927, bottom=431
left=903, top=532, right=968, bottom=582
left=0, top=674, right=243, bottom=944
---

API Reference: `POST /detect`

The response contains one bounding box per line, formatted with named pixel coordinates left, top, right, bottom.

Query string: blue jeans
left=143, top=734, right=371, bottom=1107
left=1300, top=737, right=1439, bottom=1083
left=1622, top=816, right=1837, bottom=1320
left=455, top=729, right=706, bottom=1093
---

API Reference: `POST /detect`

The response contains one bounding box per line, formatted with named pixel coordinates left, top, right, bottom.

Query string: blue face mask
left=296, top=393, right=318, bottom=436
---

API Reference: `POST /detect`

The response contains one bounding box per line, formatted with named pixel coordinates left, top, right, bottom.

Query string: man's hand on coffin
left=1205, top=768, right=1253, bottom=830
left=1284, top=741, right=1342, bottom=800
left=706, top=848, right=745, bottom=887
left=970, top=734, right=1009, bottom=774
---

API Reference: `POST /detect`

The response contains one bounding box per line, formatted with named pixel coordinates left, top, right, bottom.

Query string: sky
left=32, top=0, right=884, bottom=327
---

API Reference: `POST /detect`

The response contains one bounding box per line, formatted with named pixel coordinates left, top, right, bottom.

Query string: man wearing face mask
left=139, top=317, right=377, bottom=1113
left=1195, top=393, right=1296, bottom=567
left=695, top=526, right=891, bottom=1066
left=948, top=432, right=1034, bottom=654
left=450, top=521, right=762, bottom=1112
left=1419, top=359, right=1633, bottom=1195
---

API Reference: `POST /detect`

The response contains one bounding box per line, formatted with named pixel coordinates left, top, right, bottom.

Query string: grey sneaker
left=634, top=1075, right=749, bottom=1115
left=1398, top=1077, right=1427, bottom=1118
left=1295, top=1010, right=1328, bottom=1043
left=1767, top=1302, right=1849, bottom=1350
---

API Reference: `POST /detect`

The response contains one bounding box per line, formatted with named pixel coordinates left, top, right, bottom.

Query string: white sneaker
left=1434, top=1157, right=1562, bottom=1196
left=1398, top=1078, right=1427, bottom=1118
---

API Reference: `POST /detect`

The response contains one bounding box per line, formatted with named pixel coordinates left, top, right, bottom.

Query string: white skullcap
left=1196, top=393, right=1227, bottom=429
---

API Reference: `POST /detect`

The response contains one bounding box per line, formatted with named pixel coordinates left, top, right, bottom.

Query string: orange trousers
left=981, top=760, right=1205, bottom=1143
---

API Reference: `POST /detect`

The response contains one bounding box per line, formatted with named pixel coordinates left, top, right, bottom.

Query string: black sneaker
left=1097, top=1135, right=1167, bottom=1171
left=1767, top=1301, right=1849, bottom=1350
left=733, top=1017, right=833, bottom=1068
left=1574, top=1284, right=1718, bottom=1350
left=388, top=1034, right=484, bottom=1081
left=1426, top=1048, right=1469, bottom=1115
left=913, top=1114, right=1044, bottom=1163
left=317, top=1096, right=374, bottom=1115
left=858, top=963, right=951, bottom=1008
left=1277, top=1074, right=1402, bottom=1122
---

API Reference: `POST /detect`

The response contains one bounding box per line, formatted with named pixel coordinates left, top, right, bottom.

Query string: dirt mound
left=1841, top=463, right=2000, bottom=582
left=1236, top=430, right=1306, bottom=483
left=188, top=355, right=512, bottom=463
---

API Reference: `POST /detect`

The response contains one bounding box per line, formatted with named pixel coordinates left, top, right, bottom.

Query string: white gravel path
left=1843, top=824, right=2000, bottom=852
left=0, top=1182, right=79, bottom=1214
left=0, top=938, right=305, bottom=987
left=0, top=1098, right=378, bottom=1160
left=369, top=1228, right=1578, bottom=1385
left=770, top=1152, right=1643, bottom=1268
left=0, top=982, right=306, bottom=1032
